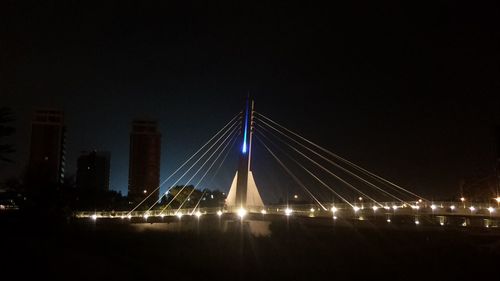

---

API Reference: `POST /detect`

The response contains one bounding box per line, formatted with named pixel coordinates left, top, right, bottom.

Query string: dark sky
left=1, top=1, right=499, bottom=200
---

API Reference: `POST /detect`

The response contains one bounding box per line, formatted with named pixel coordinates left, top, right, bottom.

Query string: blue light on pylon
left=242, top=101, right=249, bottom=154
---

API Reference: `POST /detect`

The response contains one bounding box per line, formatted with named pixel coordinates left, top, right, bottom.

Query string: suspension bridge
left=75, top=97, right=500, bottom=228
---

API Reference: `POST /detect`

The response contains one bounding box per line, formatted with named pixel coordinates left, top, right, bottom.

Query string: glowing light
left=392, top=205, right=398, bottom=210
left=440, top=222, right=444, bottom=226
left=415, top=220, right=420, bottom=225
left=293, top=194, right=298, bottom=199
left=411, top=205, right=419, bottom=210
left=91, top=214, right=97, bottom=220
left=384, top=206, right=390, bottom=210
left=487, top=207, right=495, bottom=213
left=460, top=197, right=465, bottom=202
left=310, top=208, right=315, bottom=212
left=195, top=211, right=202, bottom=218
left=450, top=205, right=456, bottom=210
left=217, top=210, right=223, bottom=216
left=261, top=209, right=267, bottom=215
left=144, top=214, right=149, bottom=220
left=237, top=208, right=247, bottom=218
left=160, top=214, right=165, bottom=218
left=120, top=215, right=125, bottom=219
left=495, top=197, right=500, bottom=203
left=176, top=212, right=183, bottom=219
left=387, top=218, right=391, bottom=223
left=358, top=197, right=363, bottom=201
left=127, top=214, right=132, bottom=219
left=372, top=206, right=378, bottom=211
left=431, top=204, right=437, bottom=210
left=333, top=216, right=338, bottom=220
left=353, top=206, right=360, bottom=212
left=469, top=206, right=475, bottom=212
left=331, top=206, right=338, bottom=213
left=418, top=199, right=423, bottom=203
left=285, top=208, right=293, bottom=216
left=242, top=102, right=249, bottom=154
left=143, top=189, right=147, bottom=194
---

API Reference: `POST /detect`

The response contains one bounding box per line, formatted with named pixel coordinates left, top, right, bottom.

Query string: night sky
left=1, top=1, right=499, bottom=200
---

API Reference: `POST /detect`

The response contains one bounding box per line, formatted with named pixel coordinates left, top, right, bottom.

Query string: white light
left=353, top=206, right=360, bottom=212
left=431, top=204, right=437, bottom=210
left=217, top=210, right=223, bottom=216
left=285, top=208, right=293, bottom=216
left=293, top=194, right=298, bottom=199
left=487, top=207, right=495, bottom=213
left=91, top=214, right=97, bottom=220
left=143, top=189, right=147, bottom=194
left=195, top=211, right=202, bottom=218
left=331, top=206, right=338, bottom=213
left=418, top=199, right=423, bottom=203
left=496, top=197, right=500, bottom=203
left=176, top=212, right=183, bottom=219
left=450, top=205, right=456, bottom=210
left=440, top=222, right=444, bottom=226
left=411, top=205, right=420, bottom=210
left=358, top=197, right=363, bottom=201
left=160, top=214, right=165, bottom=218
left=237, top=208, right=247, bottom=218
left=392, top=205, right=398, bottom=210
left=261, top=209, right=267, bottom=215
left=415, top=220, right=420, bottom=225
left=372, top=206, right=378, bottom=211
left=460, top=197, right=465, bottom=202
left=310, top=208, right=315, bottom=212
left=120, top=215, right=125, bottom=219
left=144, top=214, right=149, bottom=219
left=384, top=206, right=390, bottom=210
left=127, top=214, right=132, bottom=219
left=333, top=216, right=337, bottom=220
left=469, top=206, right=475, bottom=212
left=387, top=218, right=391, bottom=223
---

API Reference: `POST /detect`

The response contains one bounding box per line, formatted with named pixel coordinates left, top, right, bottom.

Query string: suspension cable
left=256, top=112, right=426, bottom=201
left=127, top=112, right=241, bottom=214
left=255, top=135, right=327, bottom=210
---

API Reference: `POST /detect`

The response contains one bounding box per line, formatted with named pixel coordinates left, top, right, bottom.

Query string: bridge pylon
left=226, top=96, right=264, bottom=212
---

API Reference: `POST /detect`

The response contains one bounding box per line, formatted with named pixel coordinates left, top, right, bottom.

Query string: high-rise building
left=128, top=119, right=161, bottom=206
left=26, top=109, right=66, bottom=188
left=76, top=151, right=111, bottom=192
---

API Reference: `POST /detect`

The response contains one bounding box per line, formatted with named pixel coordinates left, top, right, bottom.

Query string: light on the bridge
left=176, top=212, right=183, bottom=219
left=285, top=208, right=293, bottom=216
left=372, top=206, right=378, bottom=212
left=392, top=205, right=398, bottom=210
left=217, top=210, right=223, bottom=216
left=91, top=214, right=97, bottom=220
left=384, top=206, right=390, bottom=210
left=495, top=197, right=500, bottom=203
left=143, top=213, right=149, bottom=219
left=195, top=211, right=202, bottom=218
left=237, top=208, right=247, bottom=218
left=310, top=208, right=315, bottom=212
left=293, top=194, right=298, bottom=199
left=450, top=205, right=456, bottom=211
left=143, top=189, right=147, bottom=194
left=331, top=206, right=338, bottom=213
left=387, top=218, right=391, bottom=223
left=160, top=214, right=165, bottom=218
left=415, top=220, right=420, bottom=225
left=127, top=214, right=132, bottom=219
left=358, top=197, right=363, bottom=201
left=261, top=209, right=267, bottom=215
left=431, top=204, right=437, bottom=210
left=460, top=197, right=465, bottom=202
left=487, top=207, right=495, bottom=213
left=120, top=215, right=125, bottom=219
left=353, top=206, right=360, bottom=213
left=469, top=206, right=475, bottom=212
left=418, top=199, right=423, bottom=203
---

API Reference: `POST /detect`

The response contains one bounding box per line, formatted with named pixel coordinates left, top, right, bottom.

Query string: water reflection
left=129, top=218, right=272, bottom=237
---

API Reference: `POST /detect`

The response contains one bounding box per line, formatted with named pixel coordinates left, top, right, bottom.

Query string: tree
left=0, top=107, right=15, bottom=163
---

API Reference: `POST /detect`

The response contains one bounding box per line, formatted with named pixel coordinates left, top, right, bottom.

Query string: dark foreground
left=1, top=213, right=500, bottom=281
